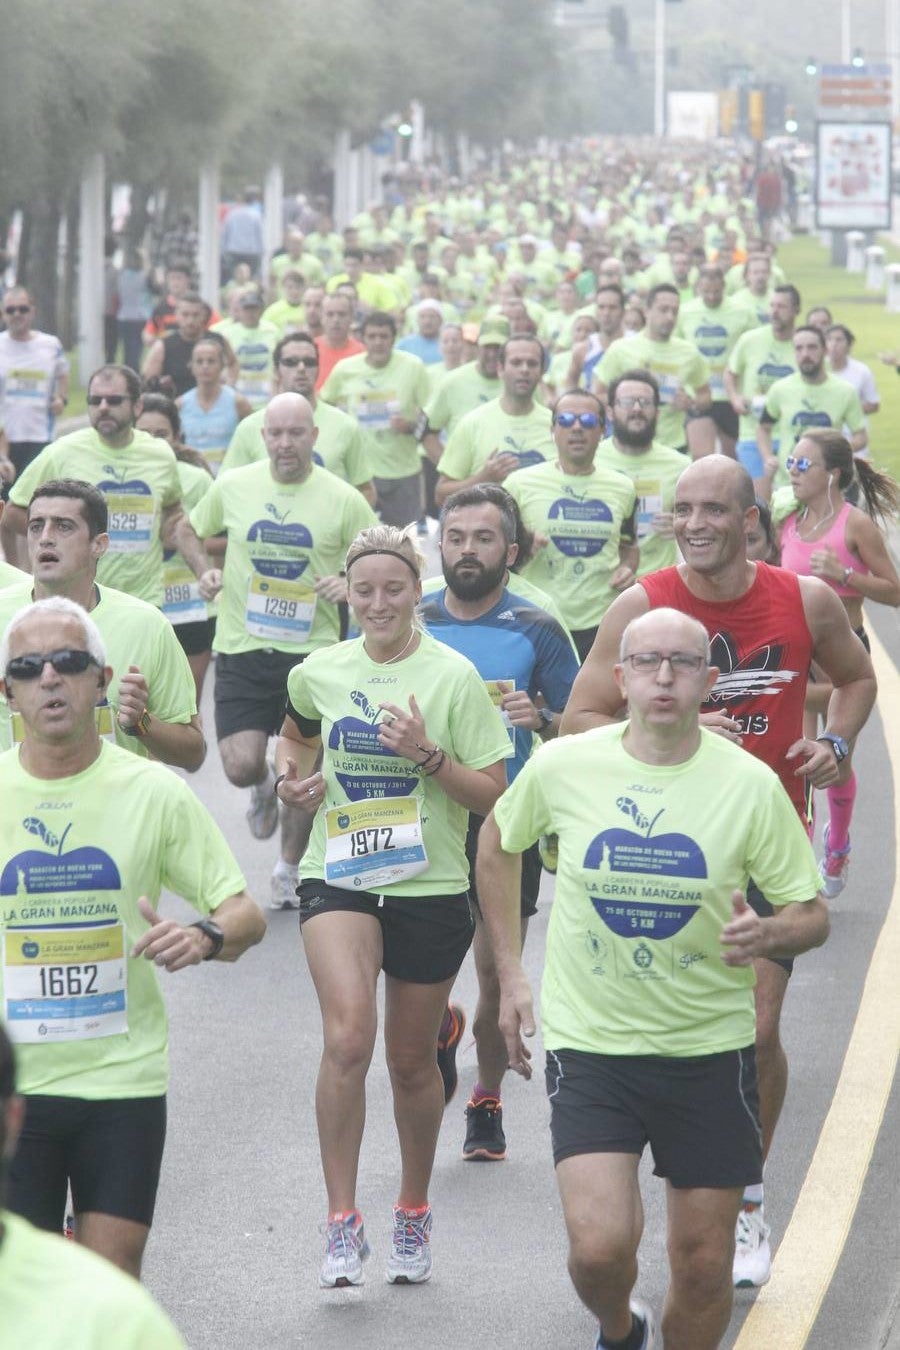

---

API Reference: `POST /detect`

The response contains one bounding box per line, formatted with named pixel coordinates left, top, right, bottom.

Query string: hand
left=389, top=413, right=414, bottom=434
left=482, top=451, right=521, bottom=483
left=313, top=573, right=349, bottom=604
left=732, top=397, right=751, bottom=416
left=498, top=970, right=536, bottom=1079
left=498, top=683, right=542, bottom=732
left=276, top=758, right=326, bottom=814
left=116, top=665, right=149, bottom=732
left=698, top=710, right=744, bottom=744
left=377, top=694, right=431, bottom=763
left=650, top=510, right=675, bottom=539
left=199, top=568, right=222, bottom=601
left=786, top=737, right=839, bottom=787
left=720, top=889, right=765, bottom=966
left=131, top=897, right=206, bottom=971
left=0, top=458, right=15, bottom=486
left=808, top=545, right=842, bottom=584
left=610, top=562, right=636, bottom=591
left=671, top=388, right=691, bottom=411
left=50, top=394, right=66, bottom=416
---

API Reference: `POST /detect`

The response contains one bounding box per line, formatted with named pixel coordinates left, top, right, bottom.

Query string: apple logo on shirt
left=582, top=796, right=705, bottom=939
left=247, top=503, right=313, bottom=580
left=548, top=494, right=614, bottom=558
left=328, top=691, right=416, bottom=802
left=1, top=818, right=122, bottom=896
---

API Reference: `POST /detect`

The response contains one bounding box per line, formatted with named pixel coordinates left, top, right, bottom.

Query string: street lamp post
left=654, top=0, right=665, bottom=136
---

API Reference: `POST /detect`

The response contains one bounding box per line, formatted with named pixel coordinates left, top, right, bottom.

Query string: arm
left=474, top=812, right=536, bottom=1078
left=274, top=716, right=325, bottom=810
left=51, top=368, right=69, bottom=416
left=723, top=367, right=750, bottom=415
left=142, top=338, right=166, bottom=381
left=0, top=432, right=14, bottom=486
left=789, top=577, right=877, bottom=785
left=434, top=454, right=522, bottom=507
left=378, top=693, right=507, bottom=815
left=812, top=513, right=900, bottom=607
left=558, top=584, right=649, bottom=735
left=116, top=664, right=206, bottom=770
left=674, top=380, right=712, bottom=413
left=849, top=427, right=868, bottom=455
left=235, top=394, right=254, bottom=420
left=169, top=506, right=216, bottom=581
left=420, top=431, right=445, bottom=467
left=720, top=888, right=829, bottom=966
left=131, top=891, right=266, bottom=970
left=2, top=502, right=27, bottom=536
left=358, top=480, right=377, bottom=507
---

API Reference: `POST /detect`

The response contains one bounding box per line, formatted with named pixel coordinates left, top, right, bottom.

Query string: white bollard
left=865, top=245, right=885, bottom=291
left=846, top=231, right=866, bottom=272
left=796, top=194, right=813, bottom=231
left=885, top=263, right=900, bottom=313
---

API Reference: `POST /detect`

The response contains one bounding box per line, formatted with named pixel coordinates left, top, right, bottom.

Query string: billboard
left=815, top=121, right=891, bottom=229
left=667, top=91, right=719, bottom=140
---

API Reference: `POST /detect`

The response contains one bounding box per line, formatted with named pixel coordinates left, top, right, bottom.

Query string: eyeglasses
left=785, top=456, right=818, bottom=473
left=4, top=305, right=31, bottom=315
left=87, top=394, right=129, bottom=407
left=622, top=651, right=706, bottom=673
left=615, top=395, right=655, bottom=410
left=279, top=355, right=318, bottom=368
left=555, top=411, right=601, bottom=429
left=5, top=649, right=101, bottom=681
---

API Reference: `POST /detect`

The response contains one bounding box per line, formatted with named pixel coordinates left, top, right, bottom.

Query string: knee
left=668, top=1235, right=732, bottom=1304
left=385, top=1045, right=438, bottom=1093
left=219, top=753, right=262, bottom=788
left=322, top=1021, right=375, bottom=1077
left=568, top=1228, right=636, bottom=1290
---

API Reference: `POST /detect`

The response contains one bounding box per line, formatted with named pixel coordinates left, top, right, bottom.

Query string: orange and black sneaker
left=437, top=1003, right=466, bottom=1105
left=462, top=1096, right=506, bottom=1161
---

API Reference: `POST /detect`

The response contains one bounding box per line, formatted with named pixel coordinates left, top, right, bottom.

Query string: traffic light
left=851, top=47, right=865, bottom=69
left=805, top=56, right=817, bottom=76
left=784, top=104, right=798, bottom=134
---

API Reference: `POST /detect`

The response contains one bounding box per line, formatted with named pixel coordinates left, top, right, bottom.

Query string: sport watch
left=191, top=918, right=225, bottom=960
left=816, top=733, right=849, bottom=762
left=538, top=706, right=556, bottom=728
left=123, top=710, right=152, bottom=738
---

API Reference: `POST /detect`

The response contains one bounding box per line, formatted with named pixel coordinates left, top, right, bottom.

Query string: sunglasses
left=87, top=394, right=130, bottom=407
left=4, top=305, right=31, bottom=315
left=555, top=411, right=600, bottom=429
left=785, top=456, right=816, bottom=472
left=615, top=395, right=655, bottom=410
left=279, top=355, right=318, bottom=368
left=623, top=651, right=706, bottom=673
left=5, top=649, right=102, bottom=681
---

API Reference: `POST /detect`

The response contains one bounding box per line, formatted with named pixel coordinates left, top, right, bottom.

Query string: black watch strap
left=191, top=918, right=225, bottom=960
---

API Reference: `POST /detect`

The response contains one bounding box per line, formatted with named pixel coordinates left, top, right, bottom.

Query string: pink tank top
left=780, top=502, right=866, bottom=598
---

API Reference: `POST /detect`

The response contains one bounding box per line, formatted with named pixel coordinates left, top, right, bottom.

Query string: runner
left=176, top=338, right=252, bottom=477
left=0, top=597, right=265, bottom=1277
left=275, top=524, right=509, bottom=1286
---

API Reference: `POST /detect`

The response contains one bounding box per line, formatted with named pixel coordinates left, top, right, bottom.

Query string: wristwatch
left=817, top=732, right=849, bottom=762
left=123, top=710, right=152, bottom=738
left=191, top=918, right=225, bottom=960
left=538, top=706, right=556, bottom=728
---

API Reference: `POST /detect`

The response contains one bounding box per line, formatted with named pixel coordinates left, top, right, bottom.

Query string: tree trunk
left=19, top=195, right=62, bottom=333
left=59, top=193, right=79, bottom=350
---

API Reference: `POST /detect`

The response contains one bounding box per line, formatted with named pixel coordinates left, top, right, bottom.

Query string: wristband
left=842, top=566, right=854, bottom=586
left=422, top=749, right=446, bottom=776
left=273, top=773, right=287, bottom=794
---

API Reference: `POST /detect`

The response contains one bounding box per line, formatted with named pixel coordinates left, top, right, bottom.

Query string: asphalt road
left=140, top=556, right=900, bottom=1350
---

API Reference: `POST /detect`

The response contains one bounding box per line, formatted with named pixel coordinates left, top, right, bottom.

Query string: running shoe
left=319, top=1210, right=370, bottom=1287
left=820, top=824, right=850, bottom=899
left=269, top=869, right=300, bottom=911
left=462, top=1096, right=506, bottom=1161
left=385, top=1205, right=433, bottom=1284
left=595, top=1297, right=656, bottom=1349
left=437, top=1003, right=466, bottom=1105
left=247, top=777, right=279, bottom=840
left=732, top=1203, right=771, bottom=1288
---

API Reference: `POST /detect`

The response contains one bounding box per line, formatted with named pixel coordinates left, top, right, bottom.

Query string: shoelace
left=735, top=1208, right=767, bottom=1249
left=392, top=1212, right=429, bottom=1257
left=323, top=1216, right=362, bottom=1258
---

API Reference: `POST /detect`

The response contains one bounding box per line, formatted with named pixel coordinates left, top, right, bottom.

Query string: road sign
left=817, top=64, right=892, bottom=120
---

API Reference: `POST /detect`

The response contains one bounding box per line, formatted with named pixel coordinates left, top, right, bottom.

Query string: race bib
left=6, top=367, right=47, bottom=401
left=709, top=372, right=726, bottom=400
left=633, top=476, right=663, bottom=540
left=484, top=678, right=516, bottom=758
left=657, top=373, right=681, bottom=406
left=3, top=919, right=127, bottom=1043
left=162, top=560, right=206, bottom=626
left=356, top=397, right=399, bottom=432
left=324, top=798, right=428, bottom=890
left=245, top=573, right=316, bottom=644
left=105, top=492, right=155, bottom=554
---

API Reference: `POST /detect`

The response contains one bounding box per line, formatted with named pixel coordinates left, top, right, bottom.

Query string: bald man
left=477, top=604, right=828, bottom=1350
left=189, top=392, right=376, bottom=907
left=561, top=455, right=875, bottom=1289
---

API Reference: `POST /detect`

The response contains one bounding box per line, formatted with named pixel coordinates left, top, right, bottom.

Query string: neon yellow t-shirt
left=493, top=725, right=822, bottom=1057
left=9, top=429, right=181, bottom=607
left=287, top=633, right=510, bottom=897
left=423, top=363, right=502, bottom=437
left=189, top=461, right=376, bottom=655
left=0, top=1212, right=185, bottom=1348
left=677, top=298, right=750, bottom=400
left=0, top=560, right=27, bottom=588
left=596, top=436, right=685, bottom=577
left=0, top=742, right=246, bottom=1097
left=438, top=399, right=554, bottom=483
left=763, top=373, right=865, bottom=486
left=210, top=318, right=280, bottom=406
left=727, top=327, right=796, bottom=442
left=320, top=351, right=431, bottom=480
left=595, top=336, right=711, bottom=450
left=219, top=402, right=371, bottom=487
left=0, top=580, right=196, bottom=755
left=505, top=461, right=637, bottom=630
left=261, top=298, right=307, bottom=336
left=160, top=460, right=216, bottom=626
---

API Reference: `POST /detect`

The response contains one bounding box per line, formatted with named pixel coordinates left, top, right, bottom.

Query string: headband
left=345, top=548, right=421, bottom=580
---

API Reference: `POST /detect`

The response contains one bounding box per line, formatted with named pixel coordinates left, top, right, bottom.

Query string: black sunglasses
left=87, top=394, right=130, bottom=407
left=4, top=305, right=31, bottom=315
left=5, top=649, right=102, bottom=681
left=279, top=355, right=318, bottom=368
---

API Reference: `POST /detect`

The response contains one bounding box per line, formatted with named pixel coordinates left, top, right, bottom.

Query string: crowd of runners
left=0, top=139, right=897, bottom=1350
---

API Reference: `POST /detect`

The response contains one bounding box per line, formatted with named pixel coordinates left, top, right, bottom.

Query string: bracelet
left=414, top=746, right=440, bottom=770
left=422, top=749, right=446, bottom=776
left=842, top=566, right=854, bottom=586
left=273, top=773, right=287, bottom=794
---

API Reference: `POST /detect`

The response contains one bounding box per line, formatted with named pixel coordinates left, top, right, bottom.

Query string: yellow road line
left=733, top=628, right=900, bottom=1348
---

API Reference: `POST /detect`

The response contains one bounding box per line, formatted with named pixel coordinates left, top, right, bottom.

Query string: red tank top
left=640, top=563, right=813, bottom=817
